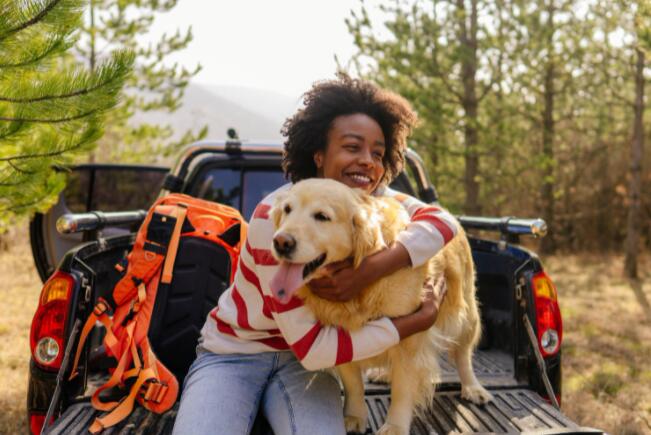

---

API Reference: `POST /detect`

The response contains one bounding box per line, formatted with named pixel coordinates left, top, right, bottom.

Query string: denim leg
left=261, top=352, right=345, bottom=435
left=172, top=350, right=275, bottom=435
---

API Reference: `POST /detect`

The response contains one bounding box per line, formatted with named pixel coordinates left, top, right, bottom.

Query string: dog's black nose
left=273, top=232, right=296, bottom=257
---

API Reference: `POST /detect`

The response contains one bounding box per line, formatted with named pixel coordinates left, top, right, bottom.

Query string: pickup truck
left=27, top=140, right=602, bottom=434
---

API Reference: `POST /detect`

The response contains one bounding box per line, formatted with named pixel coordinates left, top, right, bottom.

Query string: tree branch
left=0, top=75, right=121, bottom=103
left=0, top=0, right=63, bottom=41
left=0, top=109, right=99, bottom=124
left=5, top=159, right=36, bottom=174
left=0, top=132, right=92, bottom=162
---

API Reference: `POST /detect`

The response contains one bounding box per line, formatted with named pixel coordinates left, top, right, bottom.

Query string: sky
left=148, top=1, right=372, bottom=101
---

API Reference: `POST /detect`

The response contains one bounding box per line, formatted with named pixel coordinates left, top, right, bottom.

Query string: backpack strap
left=90, top=321, right=138, bottom=412
left=161, top=204, right=187, bottom=285
left=68, top=299, right=117, bottom=381
left=88, top=328, right=174, bottom=432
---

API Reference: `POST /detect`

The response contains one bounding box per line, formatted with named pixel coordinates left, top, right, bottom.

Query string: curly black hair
left=281, top=75, right=417, bottom=185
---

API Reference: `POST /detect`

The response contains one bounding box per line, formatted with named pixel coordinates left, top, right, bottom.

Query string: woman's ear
left=313, top=150, right=324, bottom=169
left=351, top=198, right=384, bottom=269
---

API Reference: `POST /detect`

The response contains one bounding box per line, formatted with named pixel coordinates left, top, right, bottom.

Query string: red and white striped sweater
left=199, top=183, right=459, bottom=370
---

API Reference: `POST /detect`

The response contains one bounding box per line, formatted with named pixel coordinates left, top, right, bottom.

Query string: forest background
left=1, top=0, right=650, bottom=433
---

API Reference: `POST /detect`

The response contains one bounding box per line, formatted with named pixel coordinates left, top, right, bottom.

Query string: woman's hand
left=416, top=276, right=448, bottom=328
left=307, top=258, right=366, bottom=302
left=391, top=276, right=447, bottom=340
left=307, top=243, right=412, bottom=302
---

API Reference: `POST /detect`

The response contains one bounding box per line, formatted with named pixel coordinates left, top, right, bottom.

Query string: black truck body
left=27, top=141, right=602, bottom=434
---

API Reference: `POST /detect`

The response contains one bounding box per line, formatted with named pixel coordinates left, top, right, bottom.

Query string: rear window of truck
left=189, top=166, right=419, bottom=221
left=188, top=167, right=286, bottom=220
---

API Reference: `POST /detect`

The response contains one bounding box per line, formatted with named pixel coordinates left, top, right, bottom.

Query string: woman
left=173, top=76, right=458, bottom=435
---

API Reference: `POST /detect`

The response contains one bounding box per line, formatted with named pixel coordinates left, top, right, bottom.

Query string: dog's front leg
left=377, top=356, right=416, bottom=435
left=337, top=362, right=367, bottom=434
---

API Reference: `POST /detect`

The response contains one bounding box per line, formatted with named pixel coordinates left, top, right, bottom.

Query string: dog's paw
left=365, top=367, right=389, bottom=384
left=461, top=383, right=494, bottom=405
left=376, top=422, right=409, bottom=435
left=344, top=415, right=367, bottom=434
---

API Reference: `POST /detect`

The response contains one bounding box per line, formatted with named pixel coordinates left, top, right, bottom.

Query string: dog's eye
left=314, top=212, right=330, bottom=222
left=284, top=205, right=292, bottom=214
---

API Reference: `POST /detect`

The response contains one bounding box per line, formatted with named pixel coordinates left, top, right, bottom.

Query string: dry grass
left=545, top=253, right=651, bottom=434
left=1, top=225, right=650, bottom=434
left=0, top=225, right=41, bottom=435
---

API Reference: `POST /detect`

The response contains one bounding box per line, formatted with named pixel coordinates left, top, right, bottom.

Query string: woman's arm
left=308, top=242, right=410, bottom=302
left=267, top=276, right=445, bottom=370
left=391, top=276, right=446, bottom=339
left=309, top=189, right=457, bottom=302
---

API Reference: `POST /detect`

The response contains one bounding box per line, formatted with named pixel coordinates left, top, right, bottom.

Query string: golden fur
left=271, top=179, right=492, bottom=435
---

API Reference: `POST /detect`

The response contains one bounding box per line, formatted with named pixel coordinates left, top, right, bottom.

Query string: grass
left=545, top=253, right=651, bottom=434
left=0, top=226, right=41, bottom=435
left=0, top=226, right=650, bottom=434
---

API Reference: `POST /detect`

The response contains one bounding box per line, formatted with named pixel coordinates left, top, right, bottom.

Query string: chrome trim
left=530, top=218, right=548, bottom=238
left=404, top=148, right=430, bottom=187
left=56, top=210, right=147, bottom=234
left=457, top=216, right=548, bottom=238
left=168, top=140, right=283, bottom=178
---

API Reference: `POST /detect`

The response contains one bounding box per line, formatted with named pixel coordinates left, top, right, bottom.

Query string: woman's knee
left=264, top=369, right=345, bottom=435
left=173, top=352, right=271, bottom=435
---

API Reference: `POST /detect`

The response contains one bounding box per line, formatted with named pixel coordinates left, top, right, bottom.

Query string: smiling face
left=313, top=113, right=386, bottom=194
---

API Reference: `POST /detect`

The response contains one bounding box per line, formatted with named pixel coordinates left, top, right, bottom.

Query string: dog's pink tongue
left=270, top=262, right=305, bottom=303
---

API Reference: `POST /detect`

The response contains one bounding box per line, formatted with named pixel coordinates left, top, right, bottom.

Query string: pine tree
left=347, top=0, right=508, bottom=214
left=505, top=0, right=589, bottom=253
left=77, top=0, right=207, bottom=163
left=0, top=0, right=134, bottom=225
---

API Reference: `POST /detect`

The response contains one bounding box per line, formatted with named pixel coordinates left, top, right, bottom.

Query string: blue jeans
left=172, top=348, right=346, bottom=435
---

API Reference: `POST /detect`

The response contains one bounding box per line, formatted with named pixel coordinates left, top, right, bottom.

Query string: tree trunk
left=595, top=138, right=612, bottom=251
left=88, top=0, right=97, bottom=164
left=624, top=48, right=645, bottom=280
left=459, top=0, right=481, bottom=215
left=540, top=0, right=556, bottom=254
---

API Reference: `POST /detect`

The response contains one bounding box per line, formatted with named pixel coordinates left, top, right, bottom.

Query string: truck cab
left=28, top=141, right=601, bottom=434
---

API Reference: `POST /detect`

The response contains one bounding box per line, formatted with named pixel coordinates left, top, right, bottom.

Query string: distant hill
left=134, top=83, right=301, bottom=142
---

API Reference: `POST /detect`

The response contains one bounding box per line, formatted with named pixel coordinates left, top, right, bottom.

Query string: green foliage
left=347, top=0, right=651, bottom=251
left=0, top=0, right=133, bottom=226
left=77, top=0, right=207, bottom=163
left=347, top=0, right=508, bottom=213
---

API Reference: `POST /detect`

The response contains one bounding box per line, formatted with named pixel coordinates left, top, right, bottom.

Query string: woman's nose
left=358, top=149, right=373, bottom=167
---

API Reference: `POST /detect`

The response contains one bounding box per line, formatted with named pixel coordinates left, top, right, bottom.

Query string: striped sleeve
left=268, top=297, right=400, bottom=371
left=382, top=187, right=459, bottom=268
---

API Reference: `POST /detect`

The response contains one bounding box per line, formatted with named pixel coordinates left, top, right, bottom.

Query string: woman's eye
left=344, top=144, right=359, bottom=151
left=314, top=212, right=330, bottom=222
left=284, top=205, right=292, bottom=214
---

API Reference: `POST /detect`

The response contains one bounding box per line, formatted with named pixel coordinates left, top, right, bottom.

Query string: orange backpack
left=68, top=193, right=247, bottom=433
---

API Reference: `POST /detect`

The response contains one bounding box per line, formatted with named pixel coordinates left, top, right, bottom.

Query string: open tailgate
left=45, top=387, right=600, bottom=434
left=45, top=349, right=601, bottom=435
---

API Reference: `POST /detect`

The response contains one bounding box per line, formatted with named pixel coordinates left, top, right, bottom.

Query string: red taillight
left=29, top=412, right=45, bottom=434
left=29, top=412, right=54, bottom=434
left=542, top=393, right=562, bottom=407
left=30, top=271, right=75, bottom=371
left=532, top=271, right=563, bottom=357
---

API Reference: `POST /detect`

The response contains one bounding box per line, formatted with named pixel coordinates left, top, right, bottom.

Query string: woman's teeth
left=350, top=174, right=371, bottom=184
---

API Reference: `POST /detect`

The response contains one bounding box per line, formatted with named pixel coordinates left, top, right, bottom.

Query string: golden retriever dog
left=269, top=179, right=492, bottom=435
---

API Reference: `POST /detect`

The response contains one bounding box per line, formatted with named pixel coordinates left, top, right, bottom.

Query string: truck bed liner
left=45, top=388, right=590, bottom=434
left=44, top=351, right=598, bottom=434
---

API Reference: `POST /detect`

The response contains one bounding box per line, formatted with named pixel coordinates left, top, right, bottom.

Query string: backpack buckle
left=93, top=299, right=110, bottom=316
left=142, top=380, right=168, bottom=404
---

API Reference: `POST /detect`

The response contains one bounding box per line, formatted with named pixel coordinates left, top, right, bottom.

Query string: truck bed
left=44, top=350, right=595, bottom=434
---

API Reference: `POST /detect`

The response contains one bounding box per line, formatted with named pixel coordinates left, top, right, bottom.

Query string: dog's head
left=269, top=179, right=385, bottom=303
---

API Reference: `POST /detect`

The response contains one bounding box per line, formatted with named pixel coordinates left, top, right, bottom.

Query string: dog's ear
left=352, top=194, right=384, bottom=269
left=270, top=191, right=287, bottom=230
